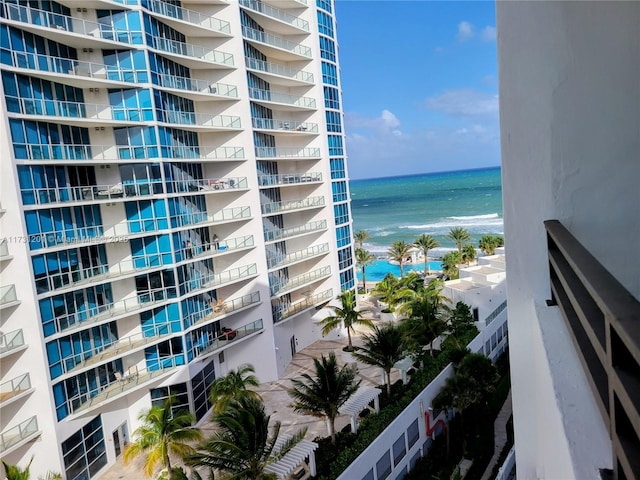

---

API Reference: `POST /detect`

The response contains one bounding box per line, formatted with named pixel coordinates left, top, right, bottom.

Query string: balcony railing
left=261, top=196, right=325, bottom=215
left=193, top=318, right=264, bottom=359
left=144, top=0, right=230, bottom=34
left=166, top=177, right=248, bottom=193
left=158, top=110, right=241, bottom=129
left=185, top=291, right=261, bottom=330
left=242, top=26, right=311, bottom=58
left=20, top=180, right=164, bottom=206
left=68, top=359, right=181, bottom=416
left=545, top=220, right=640, bottom=478
left=176, top=235, right=254, bottom=263
left=0, top=285, right=18, bottom=307
left=0, top=329, right=25, bottom=356
left=270, top=266, right=331, bottom=296
left=264, top=220, right=327, bottom=243
left=274, top=289, right=333, bottom=322
left=1, top=3, right=142, bottom=44
left=258, top=172, right=322, bottom=187
left=252, top=117, right=318, bottom=133
left=166, top=206, right=252, bottom=230
left=151, top=37, right=234, bottom=66
left=155, top=74, right=238, bottom=98
left=0, top=238, right=9, bottom=258
left=485, top=300, right=508, bottom=325
left=255, top=147, right=321, bottom=159
left=267, top=243, right=330, bottom=269
left=249, top=88, right=316, bottom=108
left=245, top=56, right=313, bottom=83
left=239, top=0, right=309, bottom=31
left=0, top=373, right=32, bottom=405
left=0, top=416, right=39, bottom=454
left=180, top=264, right=258, bottom=295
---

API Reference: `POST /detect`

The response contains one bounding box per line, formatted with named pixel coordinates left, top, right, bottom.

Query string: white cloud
left=425, top=89, right=499, bottom=118
left=457, top=21, right=474, bottom=42
left=345, top=109, right=403, bottom=136
left=482, top=26, right=497, bottom=42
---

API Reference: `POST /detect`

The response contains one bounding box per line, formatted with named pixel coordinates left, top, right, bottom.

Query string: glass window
left=191, top=360, right=216, bottom=420
left=407, top=419, right=420, bottom=449
left=376, top=451, right=391, bottom=480
left=62, top=416, right=107, bottom=479
left=393, top=434, right=407, bottom=465
left=150, top=383, right=189, bottom=416
left=317, top=11, right=334, bottom=37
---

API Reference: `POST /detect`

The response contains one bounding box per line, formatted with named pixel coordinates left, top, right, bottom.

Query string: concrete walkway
left=480, top=390, right=513, bottom=480
left=99, top=298, right=398, bottom=479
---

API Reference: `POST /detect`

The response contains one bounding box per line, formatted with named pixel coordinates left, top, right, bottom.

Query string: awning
left=264, top=434, right=319, bottom=479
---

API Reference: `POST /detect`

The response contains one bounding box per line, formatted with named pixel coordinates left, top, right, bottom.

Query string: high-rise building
left=0, top=0, right=355, bottom=476
left=497, top=2, right=639, bottom=479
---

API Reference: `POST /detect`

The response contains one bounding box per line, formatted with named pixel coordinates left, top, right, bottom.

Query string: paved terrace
left=100, top=296, right=400, bottom=479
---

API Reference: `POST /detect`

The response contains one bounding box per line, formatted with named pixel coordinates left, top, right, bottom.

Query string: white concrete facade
left=0, top=0, right=355, bottom=477
left=497, top=1, right=639, bottom=478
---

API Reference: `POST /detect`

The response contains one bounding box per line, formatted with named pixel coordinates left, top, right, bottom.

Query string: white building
left=497, top=2, right=640, bottom=479
left=0, top=0, right=355, bottom=477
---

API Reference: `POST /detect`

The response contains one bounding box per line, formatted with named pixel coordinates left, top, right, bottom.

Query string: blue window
left=332, top=181, right=348, bottom=202
left=154, top=89, right=195, bottom=124
left=330, top=158, right=345, bottom=179
left=145, top=338, right=185, bottom=371
left=151, top=383, right=189, bottom=416
left=125, top=199, right=168, bottom=233
left=25, top=205, right=103, bottom=250
left=181, top=290, right=217, bottom=329
left=168, top=196, right=207, bottom=228
left=61, top=416, right=107, bottom=477
left=340, top=269, right=355, bottom=291
left=114, top=126, right=159, bottom=160
left=185, top=321, right=223, bottom=362
left=317, top=11, right=334, bottom=37
left=144, top=14, right=186, bottom=51
left=316, top=0, right=332, bottom=14
left=96, top=10, right=143, bottom=44
left=140, top=304, right=181, bottom=336
left=0, top=25, right=78, bottom=73
left=149, top=52, right=190, bottom=88
left=336, top=225, right=351, bottom=248
left=328, top=135, right=343, bottom=156
left=324, top=86, right=340, bottom=109
left=321, top=61, right=338, bottom=86
left=9, top=119, right=90, bottom=160
left=319, top=36, right=336, bottom=62
left=337, top=247, right=353, bottom=270
left=134, top=269, right=177, bottom=301
left=103, top=49, right=149, bottom=83
left=108, top=88, right=154, bottom=121
left=326, top=110, right=342, bottom=132
left=334, top=203, right=350, bottom=225
left=158, top=127, right=199, bottom=159
left=130, top=234, right=172, bottom=269
left=32, top=244, right=107, bottom=294
left=191, top=360, right=216, bottom=420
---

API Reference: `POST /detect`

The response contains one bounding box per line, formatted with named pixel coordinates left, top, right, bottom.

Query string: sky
left=335, top=1, right=500, bottom=179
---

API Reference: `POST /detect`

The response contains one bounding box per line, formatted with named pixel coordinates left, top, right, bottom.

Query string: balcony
left=166, top=176, right=249, bottom=194
left=252, top=117, right=318, bottom=133
left=185, top=291, right=261, bottom=331
left=154, top=74, right=238, bottom=99
left=0, top=285, right=19, bottom=309
left=249, top=88, right=316, bottom=110
left=158, top=110, right=242, bottom=131
left=0, top=239, right=10, bottom=262
left=176, top=235, right=255, bottom=265
left=144, top=0, right=230, bottom=36
left=180, top=264, right=259, bottom=295
left=58, top=324, right=176, bottom=378
left=258, top=172, right=321, bottom=187
left=0, top=374, right=33, bottom=407
left=274, top=289, right=333, bottom=323
left=242, top=26, right=311, bottom=60
left=264, top=220, right=327, bottom=243
left=0, top=416, right=40, bottom=455
left=1, top=3, right=142, bottom=46
left=267, top=243, right=330, bottom=269
left=66, top=359, right=182, bottom=418
left=261, top=196, right=325, bottom=215
left=255, top=147, right=321, bottom=159
left=193, top=318, right=264, bottom=360
left=164, top=206, right=252, bottom=231
left=239, top=0, right=309, bottom=33
left=245, top=56, right=313, bottom=85
left=270, top=266, right=331, bottom=297
left=0, top=329, right=26, bottom=358
left=262, top=0, right=309, bottom=10
left=150, top=37, right=234, bottom=69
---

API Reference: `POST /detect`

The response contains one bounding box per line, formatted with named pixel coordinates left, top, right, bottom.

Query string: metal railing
left=255, top=147, right=321, bottom=159
left=261, top=196, right=325, bottom=215
left=184, top=291, right=261, bottom=330
left=242, top=26, right=311, bottom=57
left=270, top=266, right=331, bottom=296
left=0, top=416, right=39, bottom=453
left=166, top=176, right=248, bottom=193
left=166, top=206, right=252, bottom=230
left=258, top=172, right=321, bottom=187
left=245, top=56, right=313, bottom=83
left=176, top=234, right=254, bottom=262
left=252, top=117, right=318, bottom=133
left=150, top=37, right=234, bottom=66
left=144, top=0, right=230, bottom=34
left=193, top=318, right=264, bottom=359
left=20, top=180, right=164, bottom=206
left=158, top=110, right=241, bottom=129
left=0, top=374, right=32, bottom=404
left=239, top=0, right=309, bottom=31
left=0, top=285, right=18, bottom=306
left=0, top=238, right=9, bottom=258
left=154, top=74, right=238, bottom=98
left=180, top=264, right=258, bottom=294
left=267, top=243, right=330, bottom=269
left=274, top=289, right=333, bottom=322
left=249, top=88, right=316, bottom=108
left=484, top=300, right=507, bottom=325
left=2, top=3, right=142, bottom=44
left=0, top=329, right=25, bottom=355
left=264, top=220, right=327, bottom=243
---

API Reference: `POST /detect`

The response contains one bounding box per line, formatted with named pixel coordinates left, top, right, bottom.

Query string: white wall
left=497, top=1, right=639, bottom=477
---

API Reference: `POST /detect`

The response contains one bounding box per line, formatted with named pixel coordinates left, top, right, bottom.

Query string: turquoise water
left=360, top=260, right=444, bottom=282
left=350, top=167, right=503, bottom=281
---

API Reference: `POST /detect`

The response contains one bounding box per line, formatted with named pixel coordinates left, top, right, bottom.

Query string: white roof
left=338, top=385, right=382, bottom=417
left=264, top=434, right=318, bottom=479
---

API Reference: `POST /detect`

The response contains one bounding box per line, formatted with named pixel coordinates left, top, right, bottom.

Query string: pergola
left=264, top=434, right=319, bottom=479
left=337, top=385, right=382, bottom=434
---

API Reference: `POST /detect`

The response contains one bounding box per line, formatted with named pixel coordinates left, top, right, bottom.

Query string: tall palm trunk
left=399, top=260, right=404, bottom=278
left=362, top=267, right=367, bottom=292
left=346, top=327, right=353, bottom=350
left=385, top=370, right=392, bottom=395
left=329, top=416, right=336, bottom=445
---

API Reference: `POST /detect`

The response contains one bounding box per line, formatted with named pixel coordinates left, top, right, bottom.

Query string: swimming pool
left=356, top=259, right=443, bottom=282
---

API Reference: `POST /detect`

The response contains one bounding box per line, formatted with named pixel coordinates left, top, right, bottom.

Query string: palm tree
left=355, top=247, right=376, bottom=293
left=461, top=243, right=477, bottom=266
left=447, top=227, right=471, bottom=254
left=318, top=290, right=373, bottom=351
left=124, top=396, right=203, bottom=479
left=209, top=364, right=261, bottom=414
left=388, top=240, right=412, bottom=277
left=372, top=273, right=400, bottom=308
left=187, top=396, right=305, bottom=480
left=478, top=235, right=504, bottom=255
left=353, top=230, right=369, bottom=249
left=442, top=251, right=462, bottom=279
left=414, top=234, right=439, bottom=275
left=2, top=458, right=32, bottom=480
left=353, top=324, right=405, bottom=395
left=288, top=352, right=360, bottom=445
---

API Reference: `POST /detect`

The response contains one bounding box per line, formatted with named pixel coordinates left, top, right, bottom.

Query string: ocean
left=349, top=166, right=503, bottom=259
